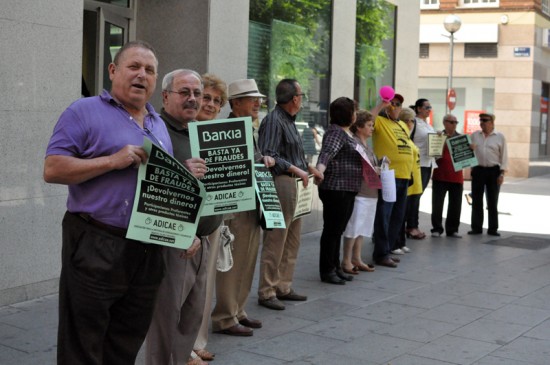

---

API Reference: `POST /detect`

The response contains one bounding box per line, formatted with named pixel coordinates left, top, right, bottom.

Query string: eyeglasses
left=390, top=101, right=402, bottom=107
left=444, top=120, right=458, bottom=124
left=203, top=94, right=222, bottom=106
left=423, top=106, right=432, bottom=110
left=479, top=118, right=491, bottom=122
left=166, top=89, right=202, bottom=99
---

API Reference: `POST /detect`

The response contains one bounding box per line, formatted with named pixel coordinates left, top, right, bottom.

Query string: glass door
left=83, top=1, right=131, bottom=96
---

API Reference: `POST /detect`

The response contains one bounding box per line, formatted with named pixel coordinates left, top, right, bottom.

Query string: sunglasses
left=390, top=101, right=402, bottom=107
left=445, top=120, right=458, bottom=124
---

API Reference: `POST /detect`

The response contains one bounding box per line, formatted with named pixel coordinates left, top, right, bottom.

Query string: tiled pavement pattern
left=2, top=174, right=550, bottom=365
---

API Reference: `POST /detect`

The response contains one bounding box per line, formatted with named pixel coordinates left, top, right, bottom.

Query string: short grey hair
left=162, top=69, right=203, bottom=91
left=398, top=107, right=415, bottom=121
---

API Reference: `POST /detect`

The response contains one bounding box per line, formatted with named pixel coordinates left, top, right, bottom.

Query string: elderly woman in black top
left=315, top=97, right=362, bottom=285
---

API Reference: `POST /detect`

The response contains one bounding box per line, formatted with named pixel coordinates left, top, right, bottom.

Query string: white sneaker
left=402, top=246, right=411, bottom=253
left=391, top=248, right=405, bottom=255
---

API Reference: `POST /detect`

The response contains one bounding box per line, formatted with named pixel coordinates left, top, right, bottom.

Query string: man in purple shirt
left=44, top=41, right=181, bottom=365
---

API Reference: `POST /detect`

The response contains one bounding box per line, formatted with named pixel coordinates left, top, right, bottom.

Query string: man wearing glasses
left=146, top=69, right=222, bottom=365
left=468, top=113, right=508, bottom=237
left=257, top=79, right=323, bottom=310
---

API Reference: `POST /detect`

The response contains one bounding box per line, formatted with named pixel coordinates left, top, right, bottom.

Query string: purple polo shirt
left=46, top=90, right=173, bottom=228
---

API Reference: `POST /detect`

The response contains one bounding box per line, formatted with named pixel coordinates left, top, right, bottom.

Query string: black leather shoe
left=468, top=230, right=482, bottom=235
left=321, top=272, right=346, bottom=285
left=487, top=231, right=501, bottom=236
left=335, top=268, right=353, bottom=281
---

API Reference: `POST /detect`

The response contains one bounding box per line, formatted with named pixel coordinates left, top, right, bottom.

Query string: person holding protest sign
left=341, top=109, right=378, bottom=275
left=430, top=114, right=464, bottom=238
left=146, top=69, right=221, bottom=365
left=212, top=78, right=276, bottom=336
left=44, top=41, right=174, bottom=365
left=257, top=79, right=323, bottom=310
left=315, top=97, right=363, bottom=285
left=190, top=73, right=228, bottom=364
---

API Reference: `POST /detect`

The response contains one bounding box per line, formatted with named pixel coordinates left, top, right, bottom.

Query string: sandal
left=194, top=348, right=215, bottom=361
left=352, top=262, right=375, bottom=272
left=341, top=265, right=359, bottom=275
left=187, top=357, right=208, bottom=365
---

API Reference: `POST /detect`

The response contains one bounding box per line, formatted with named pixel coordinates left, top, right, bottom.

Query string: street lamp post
left=444, top=14, right=462, bottom=114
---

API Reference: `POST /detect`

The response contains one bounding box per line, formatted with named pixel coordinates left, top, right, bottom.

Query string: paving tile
left=395, top=269, right=457, bottom=284
left=373, top=316, right=461, bottom=343
left=390, top=354, right=458, bottom=365
left=245, top=332, right=343, bottom=362
left=412, top=335, right=500, bottom=365
left=483, top=278, right=547, bottom=297
left=490, top=336, right=550, bottom=364
left=483, top=304, right=550, bottom=326
left=472, top=355, right=539, bottom=365
left=347, top=301, right=426, bottom=324
left=523, top=318, right=550, bottom=340
left=388, top=290, right=456, bottom=309
left=282, top=299, right=358, bottom=322
left=419, top=303, right=491, bottom=325
left=294, top=350, right=378, bottom=365
left=326, top=287, right=397, bottom=307
left=451, top=318, right=530, bottom=345
left=427, top=280, right=488, bottom=297
left=512, top=286, right=550, bottom=311
left=210, top=349, right=288, bottom=365
left=298, top=315, right=385, bottom=342
left=450, top=291, right=518, bottom=310
left=361, top=277, right=428, bottom=293
left=330, top=332, right=421, bottom=364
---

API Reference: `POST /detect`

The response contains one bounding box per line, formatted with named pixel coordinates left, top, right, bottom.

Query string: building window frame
left=420, top=0, right=439, bottom=10
left=543, top=0, right=550, bottom=16
left=460, top=0, right=499, bottom=8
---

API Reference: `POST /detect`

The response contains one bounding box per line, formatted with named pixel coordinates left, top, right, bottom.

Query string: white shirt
left=471, top=129, right=508, bottom=171
left=412, top=117, right=436, bottom=167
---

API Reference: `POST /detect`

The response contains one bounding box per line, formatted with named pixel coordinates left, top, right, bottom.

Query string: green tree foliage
left=356, top=0, right=395, bottom=79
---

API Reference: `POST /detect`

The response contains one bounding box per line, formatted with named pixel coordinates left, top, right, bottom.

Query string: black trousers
left=470, top=166, right=500, bottom=233
left=431, top=180, right=463, bottom=235
left=58, top=212, right=164, bottom=365
left=318, top=189, right=356, bottom=275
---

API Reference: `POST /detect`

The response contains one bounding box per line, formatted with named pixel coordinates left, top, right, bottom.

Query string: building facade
left=0, top=0, right=419, bottom=305
left=420, top=0, right=550, bottom=177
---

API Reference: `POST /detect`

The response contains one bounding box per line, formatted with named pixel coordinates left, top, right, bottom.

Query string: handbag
left=216, top=225, right=235, bottom=272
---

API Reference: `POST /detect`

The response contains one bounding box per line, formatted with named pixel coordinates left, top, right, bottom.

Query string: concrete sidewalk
left=2, top=175, right=550, bottom=364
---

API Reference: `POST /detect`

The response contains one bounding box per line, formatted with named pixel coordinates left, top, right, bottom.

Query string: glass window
left=420, top=0, right=439, bottom=9
left=354, top=0, right=396, bottom=110
left=419, top=44, right=429, bottom=58
left=248, top=0, right=332, bottom=129
left=102, top=23, right=125, bottom=92
left=95, top=0, right=130, bottom=7
left=464, top=43, right=498, bottom=58
left=543, top=0, right=550, bottom=16
left=460, top=0, right=498, bottom=7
